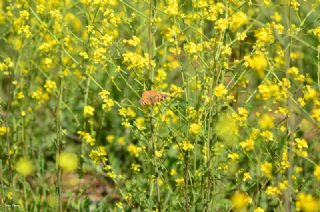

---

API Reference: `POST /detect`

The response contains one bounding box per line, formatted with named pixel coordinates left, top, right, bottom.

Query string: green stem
left=56, top=79, right=64, bottom=212
left=285, top=1, right=294, bottom=211
left=150, top=107, right=161, bottom=211
left=184, top=152, right=189, bottom=212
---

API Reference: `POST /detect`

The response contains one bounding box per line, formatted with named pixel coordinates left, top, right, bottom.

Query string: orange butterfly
left=139, top=90, right=167, bottom=106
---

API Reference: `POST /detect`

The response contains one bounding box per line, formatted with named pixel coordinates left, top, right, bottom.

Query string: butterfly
left=139, top=90, right=167, bottom=106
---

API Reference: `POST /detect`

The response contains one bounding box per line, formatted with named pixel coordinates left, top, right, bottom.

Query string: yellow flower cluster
left=89, top=146, right=108, bottom=165
left=31, top=88, right=49, bottom=104
left=119, top=107, right=136, bottom=128
left=131, top=163, right=141, bottom=172
left=99, top=90, right=115, bottom=112
left=245, top=53, right=268, bottom=77
left=78, top=131, right=95, bottom=146
left=84, top=105, right=95, bottom=117
left=161, top=109, right=178, bottom=125
left=214, top=84, right=227, bottom=98
left=44, top=80, right=56, bottom=94
left=296, top=193, right=319, bottom=212
left=123, top=36, right=140, bottom=47
left=181, top=140, right=194, bottom=151
left=294, top=138, right=308, bottom=158
left=261, top=162, right=273, bottom=178
left=127, top=144, right=142, bottom=157
left=189, top=123, right=202, bottom=136
left=0, top=58, right=14, bottom=75
left=122, top=52, right=152, bottom=71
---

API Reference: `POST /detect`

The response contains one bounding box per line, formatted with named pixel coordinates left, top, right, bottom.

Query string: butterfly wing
left=140, top=91, right=166, bottom=106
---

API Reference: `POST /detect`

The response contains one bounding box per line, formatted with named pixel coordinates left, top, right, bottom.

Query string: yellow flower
left=161, top=109, right=178, bottom=124
left=263, top=0, right=271, bottom=5
left=43, top=80, right=57, bottom=93
left=135, top=117, right=145, bottom=131
left=254, top=207, right=265, bottom=212
left=127, top=144, right=142, bottom=157
left=106, top=134, right=115, bottom=143
left=0, top=126, right=9, bottom=136
left=311, top=107, right=320, bottom=122
left=254, top=26, right=274, bottom=46
left=189, top=123, right=202, bottom=135
left=122, top=51, right=151, bottom=70
left=231, top=191, right=251, bottom=210
left=181, top=140, right=194, bottom=151
left=89, top=146, right=108, bottom=165
left=184, top=42, right=202, bottom=54
left=261, top=162, right=273, bottom=178
left=214, top=18, right=229, bottom=31
left=155, top=149, right=164, bottom=158
left=58, top=152, right=78, bottom=172
left=228, top=153, right=239, bottom=161
left=314, top=165, right=320, bottom=181
left=78, top=131, right=95, bottom=146
left=265, top=186, right=281, bottom=196
left=296, top=193, right=319, bottom=212
left=7, top=192, right=13, bottom=200
left=123, top=36, right=140, bottom=47
left=84, top=105, right=95, bottom=117
left=165, top=0, right=179, bottom=16
left=131, top=163, right=141, bottom=172
left=271, top=12, right=282, bottom=22
left=99, top=90, right=115, bottom=112
left=237, top=107, right=249, bottom=123
left=175, top=178, right=184, bottom=186
left=288, top=66, right=299, bottom=76
left=116, top=202, right=123, bottom=209
left=230, top=11, right=248, bottom=31
left=214, top=84, right=227, bottom=97
left=279, top=180, right=288, bottom=191
left=118, top=136, right=125, bottom=145
left=169, top=84, right=184, bottom=98
left=119, top=107, right=136, bottom=118
left=16, top=91, right=25, bottom=100
left=16, top=158, right=34, bottom=176
left=31, top=88, right=49, bottom=104
left=240, top=139, right=254, bottom=151
left=243, top=172, right=252, bottom=181
left=170, top=169, right=177, bottom=176
left=258, top=114, right=274, bottom=129
left=245, top=53, right=268, bottom=77
left=236, top=32, right=247, bottom=41
left=303, top=85, right=318, bottom=101
left=294, top=138, right=308, bottom=158
left=260, top=130, right=274, bottom=141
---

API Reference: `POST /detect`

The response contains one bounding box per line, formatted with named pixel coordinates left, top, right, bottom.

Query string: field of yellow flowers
left=1, top=0, right=320, bottom=211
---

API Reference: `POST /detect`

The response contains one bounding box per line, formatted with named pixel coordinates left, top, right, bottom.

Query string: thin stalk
left=4, top=54, right=18, bottom=203
left=80, top=77, right=91, bottom=176
left=148, top=0, right=156, bottom=83
left=150, top=108, right=161, bottom=212
left=184, top=152, right=189, bottom=212
left=147, top=1, right=161, bottom=209
left=285, top=1, right=294, bottom=211
left=23, top=181, right=28, bottom=210
left=56, top=79, right=64, bottom=212
left=0, top=160, right=4, bottom=210
left=318, top=46, right=320, bottom=89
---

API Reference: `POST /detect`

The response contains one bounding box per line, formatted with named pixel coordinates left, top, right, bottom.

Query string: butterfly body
left=139, top=90, right=167, bottom=106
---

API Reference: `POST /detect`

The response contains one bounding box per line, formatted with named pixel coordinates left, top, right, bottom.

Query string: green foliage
left=1, top=0, right=320, bottom=211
